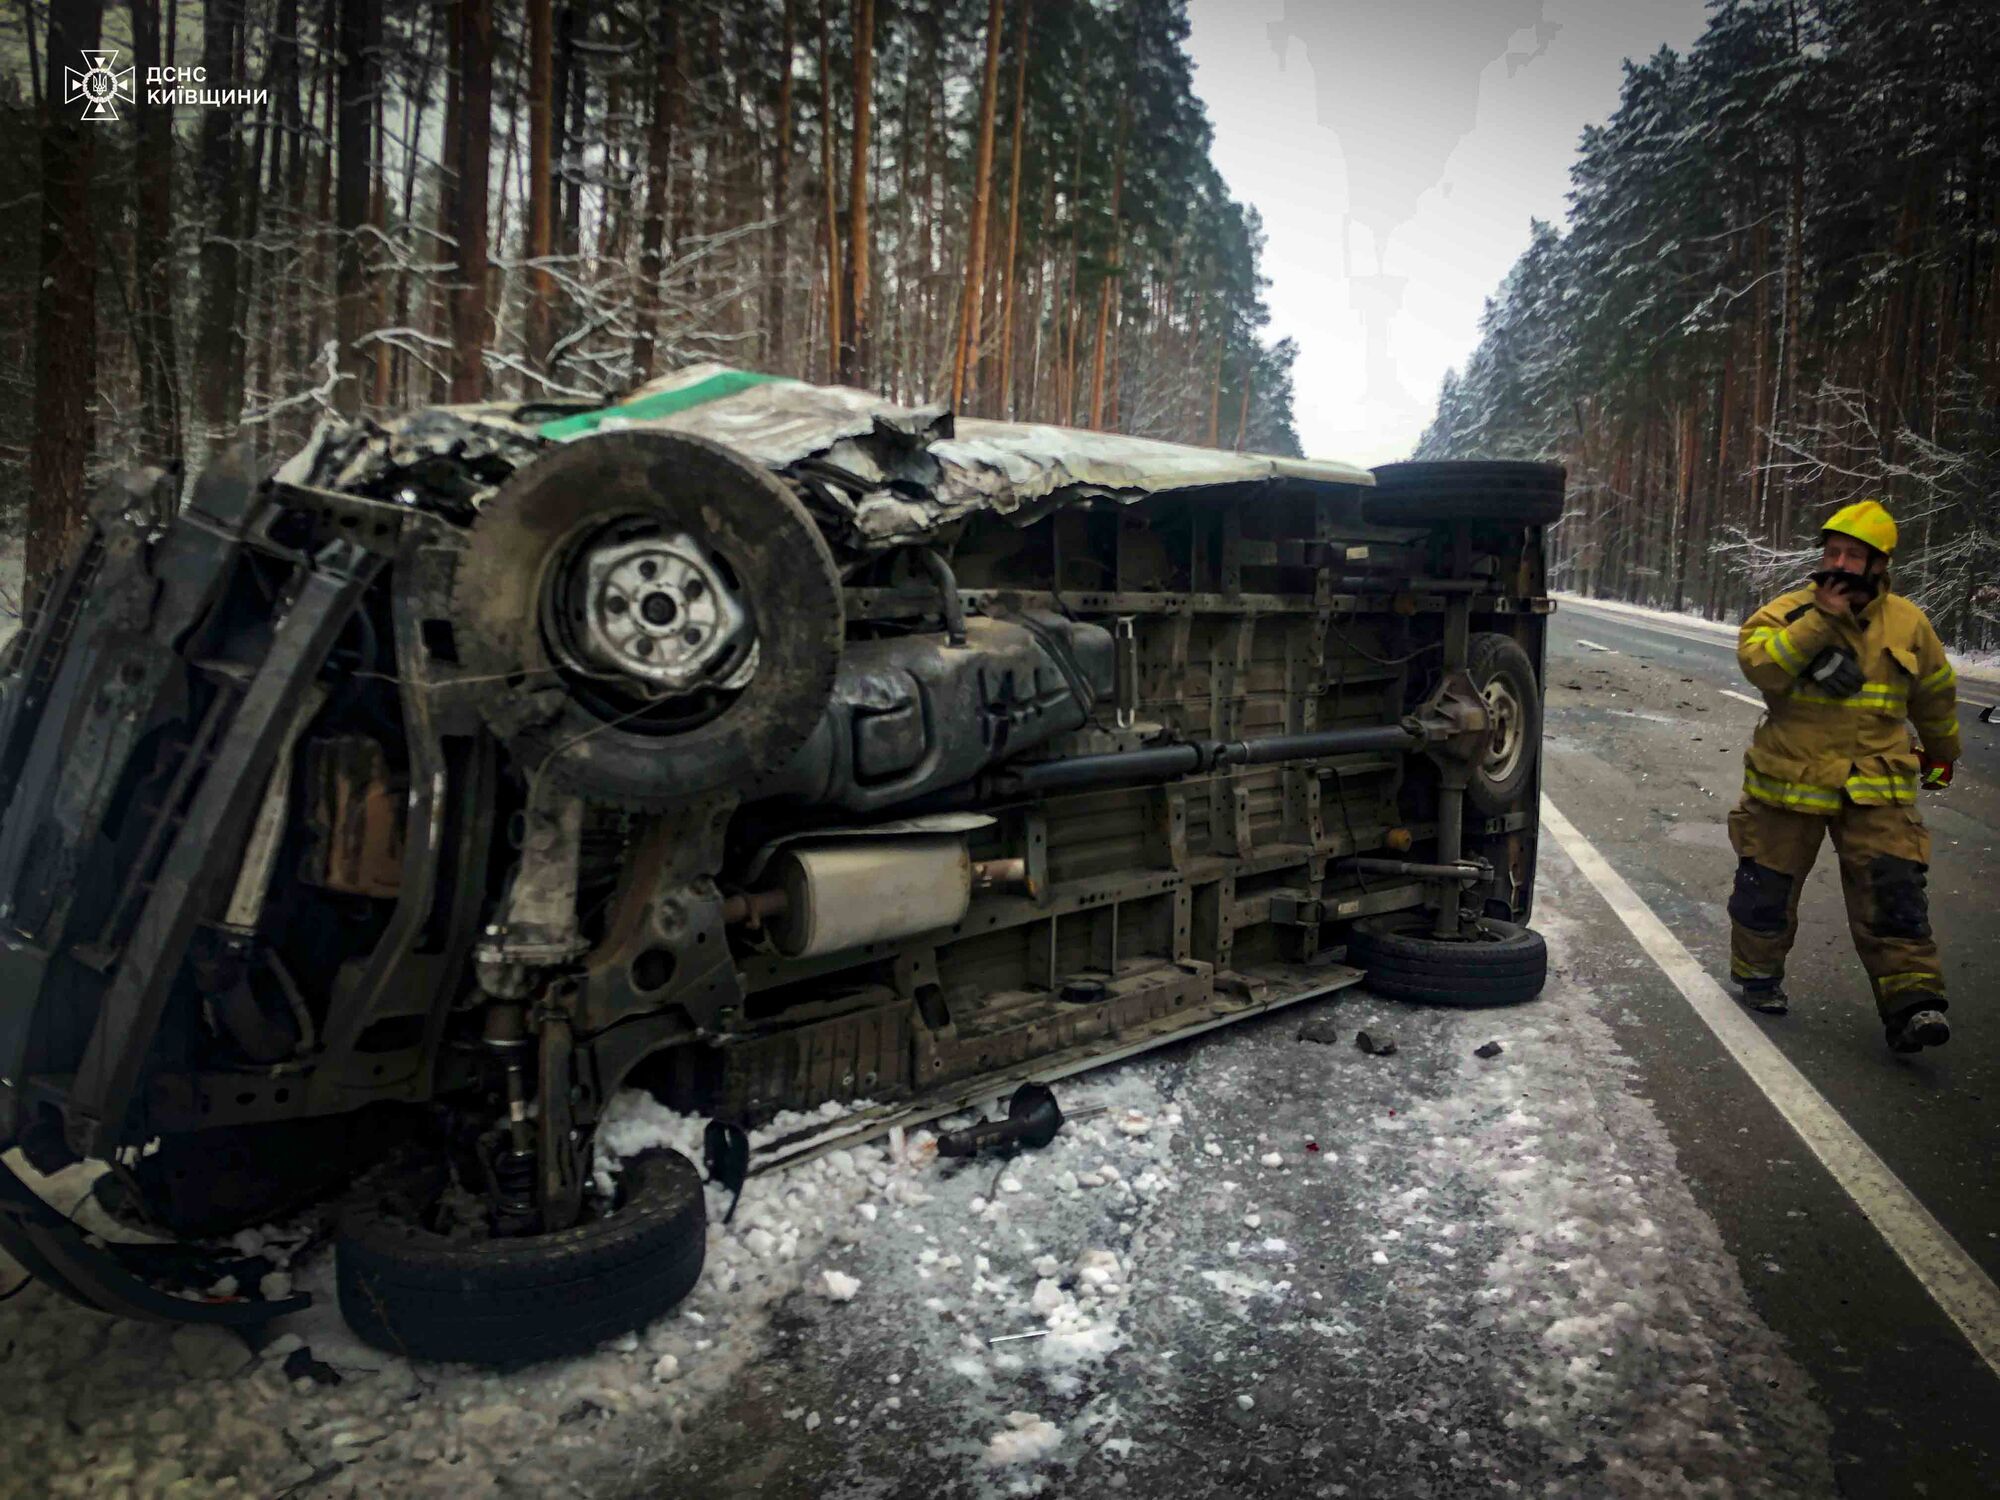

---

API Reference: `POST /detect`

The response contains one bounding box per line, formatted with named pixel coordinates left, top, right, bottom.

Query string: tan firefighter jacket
left=1737, top=584, right=1961, bottom=813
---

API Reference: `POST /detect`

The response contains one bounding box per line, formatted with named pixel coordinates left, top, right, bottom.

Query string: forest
left=5, top=0, right=1303, bottom=589
left=1419, top=0, right=2000, bottom=652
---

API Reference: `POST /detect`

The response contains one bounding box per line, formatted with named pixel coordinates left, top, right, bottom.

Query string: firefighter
left=1731, top=498, right=1960, bottom=1053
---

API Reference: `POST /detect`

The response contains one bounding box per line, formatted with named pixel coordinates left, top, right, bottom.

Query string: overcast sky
left=1186, top=0, right=1709, bottom=467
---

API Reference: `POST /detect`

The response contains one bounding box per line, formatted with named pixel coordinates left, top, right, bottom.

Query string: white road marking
left=1540, top=793, right=2000, bottom=1382
left=1575, top=639, right=1617, bottom=654
left=1720, top=689, right=1765, bottom=709
left=1559, top=597, right=1740, bottom=653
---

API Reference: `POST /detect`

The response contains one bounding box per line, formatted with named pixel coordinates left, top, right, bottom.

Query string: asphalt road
left=1546, top=596, right=2000, bottom=1495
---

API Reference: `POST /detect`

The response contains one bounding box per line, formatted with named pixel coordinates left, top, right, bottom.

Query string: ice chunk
left=819, top=1270, right=862, bottom=1301
left=984, top=1412, right=1063, bottom=1466
left=1075, top=1249, right=1121, bottom=1287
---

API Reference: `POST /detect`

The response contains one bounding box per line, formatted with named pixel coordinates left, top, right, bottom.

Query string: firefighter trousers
left=1726, top=795, right=1945, bottom=1019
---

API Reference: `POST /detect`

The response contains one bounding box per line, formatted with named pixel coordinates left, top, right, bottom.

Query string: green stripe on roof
left=538, top=369, right=789, bottom=440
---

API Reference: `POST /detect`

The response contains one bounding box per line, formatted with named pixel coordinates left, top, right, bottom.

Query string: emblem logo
left=67, top=49, right=135, bottom=122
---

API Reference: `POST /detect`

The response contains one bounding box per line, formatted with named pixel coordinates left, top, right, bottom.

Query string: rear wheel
left=1364, top=460, right=1566, bottom=528
left=1347, top=912, right=1547, bottom=1007
left=336, top=1147, right=706, bottom=1366
left=1465, top=632, right=1541, bottom=815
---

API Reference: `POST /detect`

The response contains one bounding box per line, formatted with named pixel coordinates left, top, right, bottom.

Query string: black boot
left=1886, top=1001, right=1949, bottom=1054
left=1737, top=980, right=1789, bottom=1017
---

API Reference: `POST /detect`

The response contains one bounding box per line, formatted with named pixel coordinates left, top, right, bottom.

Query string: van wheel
left=336, top=1147, right=705, bottom=1366
left=1364, top=461, right=1566, bottom=528
left=1465, top=632, right=1540, bottom=815
left=1347, top=912, right=1547, bottom=1007
left=452, top=431, right=843, bottom=810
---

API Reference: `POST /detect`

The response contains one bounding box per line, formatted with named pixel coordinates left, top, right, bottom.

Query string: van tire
left=336, top=1148, right=706, bottom=1366
left=1364, top=461, right=1566, bottom=528
left=1348, top=912, right=1548, bottom=1007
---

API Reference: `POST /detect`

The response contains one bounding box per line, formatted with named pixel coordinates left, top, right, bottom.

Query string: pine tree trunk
left=557, top=2, right=588, bottom=263
left=995, top=0, right=1031, bottom=419
left=1747, top=220, right=1771, bottom=536
left=817, top=0, right=842, bottom=384
left=766, top=0, right=797, bottom=372
left=432, top=2, right=462, bottom=404
left=840, top=0, right=875, bottom=385
left=1087, top=112, right=1127, bottom=430
left=1671, top=392, right=1697, bottom=611
left=335, top=0, right=376, bottom=414
left=525, top=0, right=555, bottom=371
left=132, top=0, right=181, bottom=468
left=1207, top=331, right=1222, bottom=448
left=28, top=0, right=102, bottom=588
left=195, top=0, right=245, bottom=445
left=951, top=0, right=1005, bottom=410
left=450, top=0, right=493, bottom=401
left=633, top=8, right=679, bottom=381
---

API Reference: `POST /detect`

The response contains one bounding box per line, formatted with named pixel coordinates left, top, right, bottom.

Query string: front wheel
left=1347, top=912, right=1548, bottom=1007
left=336, top=1147, right=706, bottom=1366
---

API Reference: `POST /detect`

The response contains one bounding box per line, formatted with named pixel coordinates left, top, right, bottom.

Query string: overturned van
left=0, top=366, right=1558, bottom=1363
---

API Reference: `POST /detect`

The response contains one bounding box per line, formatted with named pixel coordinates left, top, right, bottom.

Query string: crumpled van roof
left=285, top=363, right=1372, bottom=560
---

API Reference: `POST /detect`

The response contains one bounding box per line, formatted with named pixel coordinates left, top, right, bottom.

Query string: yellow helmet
left=1823, top=499, right=1897, bottom=557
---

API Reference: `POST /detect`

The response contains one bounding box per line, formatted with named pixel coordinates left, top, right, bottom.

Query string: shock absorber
left=482, top=1004, right=540, bottom=1234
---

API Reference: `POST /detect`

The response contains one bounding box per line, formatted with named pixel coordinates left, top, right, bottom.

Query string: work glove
left=1920, top=754, right=1954, bottom=790
left=1804, top=646, right=1865, bottom=698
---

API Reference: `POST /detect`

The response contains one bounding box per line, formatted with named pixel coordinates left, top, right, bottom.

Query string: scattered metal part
left=937, top=1083, right=1066, bottom=1158
left=282, top=1346, right=344, bottom=1387
left=704, top=1119, right=750, bottom=1225
left=988, top=1329, right=1051, bottom=1344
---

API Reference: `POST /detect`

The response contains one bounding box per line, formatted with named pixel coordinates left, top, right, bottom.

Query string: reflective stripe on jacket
left=1737, top=585, right=1961, bottom=812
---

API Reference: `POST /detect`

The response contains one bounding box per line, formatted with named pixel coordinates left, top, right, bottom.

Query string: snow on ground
left=1, top=864, right=1835, bottom=1499
left=0, top=1069, right=1174, bottom=1499
left=0, top=1111, right=901, bottom=1497
left=1556, top=590, right=2000, bottom=684
left=592, top=869, right=1835, bottom=1498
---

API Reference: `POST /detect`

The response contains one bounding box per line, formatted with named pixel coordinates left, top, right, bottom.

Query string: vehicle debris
left=937, top=1083, right=1066, bottom=1158
left=281, top=1346, right=344, bottom=1387
left=704, top=1119, right=752, bottom=1224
